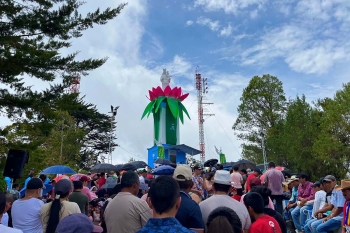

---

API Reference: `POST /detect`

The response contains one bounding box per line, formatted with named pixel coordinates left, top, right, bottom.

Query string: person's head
left=212, top=170, right=233, bottom=194
left=207, top=171, right=215, bottom=181
left=335, top=180, right=350, bottom=201
left=253, top=168, right=260, bottom=176
left=311, top=181, right=322, bottom=192
left=233, top=166, right=239, bottom=172
left=73, top=181, right=83, bottom=191
left=244, top=192, right=264, bottom=219
left=120, top=171, right=140, bottom=196
left=39, top=174, right=47, bottom=182
left=141, top=169, right=147, bottom=178
left=173, top=164, right=193, bottom=192
left=80, top=176, right=90, bottom=186
left=207, top=207, right=242, bottom=233
left=56, top=213, right=103, bottom=233
left=268, top=162, right=275, bottom=169
left=250, top=186, right=271, bottom=206
left=297, top=173, right=309, bottom=185
left=100, top=172, right=105, bottom=178
left=29, top=167, right=35, bottom=174
left=322, top=175, right=337, bottom=192
left=26, top=177, right=43, bottom=198
left=0, top=191, right=7, bottom=217
left=148, top=176, right=181, bottom=217
left=193, top=165, right=203, bottom=175
left=5, top=192, right=15, bottom=212
left=250, top=177, right=262, bottom=188
left=12, top=183, right=19, bottom=190
left=240, top=169, right=247, bottom=175
left=46, top=179, right=73, bottom=233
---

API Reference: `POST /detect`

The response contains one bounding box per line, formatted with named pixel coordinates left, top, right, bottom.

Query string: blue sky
left=7, top=0, right=350, bottom=164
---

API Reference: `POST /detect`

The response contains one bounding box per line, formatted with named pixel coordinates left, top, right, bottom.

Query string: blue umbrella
left=152, top=165, right=175, bottom=175
left=20, top=183, right=53, bottom=198
left=40, top=165, right=76, bottom=175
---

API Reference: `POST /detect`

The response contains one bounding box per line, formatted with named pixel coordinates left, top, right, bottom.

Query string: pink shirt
left=81, top=186, right=92, bottom=201
left=230, top=172, right=243, bottom=189
left=264, top=168, right=285, bottom=195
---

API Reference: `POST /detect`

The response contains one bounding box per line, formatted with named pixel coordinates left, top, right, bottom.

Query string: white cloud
left=250, top=9, right=258, bottom=19
left=220, top=23, right=233, bottom=37
left=194, top=0, right=267, bottom=14
left=196, top=16, right=220, bottom=31
left=186, top=20, right=194, bottom=26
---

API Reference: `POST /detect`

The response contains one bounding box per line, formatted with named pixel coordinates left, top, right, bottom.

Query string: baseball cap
left=56, top=213, right=103, bottom=233
left=27, top=178, right=43, bottom=190
left=80, top=176, right=90, bottom=182
left=30, top=168, right=35, bottom=170
left=213, top=170, right=234, bottom=186
left=173, top=165, right=192, bottom=181
left=319, top=177, right=325, bottom=183
left=311, top=181, right=321, bottom=188
left=55, top=179, right=73, bottom=194
left=323, top=175, right=336, bottom=182
left=193, top=165, right=203, bottom=170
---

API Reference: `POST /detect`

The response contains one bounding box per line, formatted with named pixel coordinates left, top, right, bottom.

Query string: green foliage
left=233, top=74, right=287, bottom=162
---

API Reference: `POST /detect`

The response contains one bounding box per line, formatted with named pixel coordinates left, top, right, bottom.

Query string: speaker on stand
left=2, top=149, right=29, bottom=189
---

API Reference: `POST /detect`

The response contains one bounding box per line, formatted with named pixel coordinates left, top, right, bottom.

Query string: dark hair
left=254, top=168, right=260, bottom=173
left=149, top=176, right=180, bottom=214
left=39, top=174, right=47, bottom=182
left=244, top=192, right=264, bottom=214
left=251, top=186, right=271, bottom=206
left=240, top=169, right=247, bottom=175
left=207, top=172, right=215, bottom=181
left=0, top=191, right=5, bottom=216
left=116, top=171, right=120, bottom=177
left=101, top=172, right=105, bottom=176
left=45, top=190, right=70, bottom=233
left=217, top=164, right=224, bottom=170
left=213, top=183, right=231, bottom=193
left=73, top=181, right=83, bottom=190
left=268, top=162, right=275, bottom=168
left=207, top=207, right=242, bottom=233
left=298, top=173, right=309, bottom=181
left=121, top=171, right=139, bottom=189
left=233, top=166, right=239, bottom=171
left=13, top=183, right=19, bottom=189
left=177, top=175, right=192, bottom=189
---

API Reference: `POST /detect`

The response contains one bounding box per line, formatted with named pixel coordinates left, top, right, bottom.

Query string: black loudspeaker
left=3, top=149, right=29, bottom=178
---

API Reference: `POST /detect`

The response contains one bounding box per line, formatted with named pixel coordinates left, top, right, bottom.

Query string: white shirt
left=312, top=190, right=326, bottom=217
left=139, top=176, right=145, bottom=184
left=2, top=212, right=9, bottom=226
left=0, top=224, right=23, bottom=233
left=12, top=198, right=44, bottom=233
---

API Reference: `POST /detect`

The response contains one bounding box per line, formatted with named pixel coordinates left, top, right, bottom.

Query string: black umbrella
left=115, top=164, right=124, bottom=171
left=222, top=162, right=236, bottom=168
left=154, top=158, right=171, bottom=165
left=130, top=161, right=148, bottom=169
left=233, top=159, right=256, bottom=170
left=121, top=163, right=137, bottom=171
left=204, top=159, right=218, bottom=167
left=90, top=164, right=117, bottom=173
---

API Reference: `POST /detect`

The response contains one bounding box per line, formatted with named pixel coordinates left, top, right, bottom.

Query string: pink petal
left=149, top=90, right=155, bottom=101
left=155, top=86, right=165, bottom=97
left=170, top=87, right=178, bottom=98
left=176, top=87, right=182, bottom=99
left=179, top=93, right=189, bottom=101
left=164, top=85, right=171, bottom=96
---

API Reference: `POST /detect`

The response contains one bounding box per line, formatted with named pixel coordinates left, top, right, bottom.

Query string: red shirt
left=97, top=177, right=106, bottom=189
left=250, top=215, right=282, bottom=233
left=246, top=173, right=257, bottom=191
left=231, top=195, right=241, bottom=202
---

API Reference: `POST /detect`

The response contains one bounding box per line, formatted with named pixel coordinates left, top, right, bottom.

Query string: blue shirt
left=175, top=191, right=204, bottom=229
left=331, top=186, right=346, bottom=220
left=289, top=187, right=298, bottom=203
left=136, top=217, right=195, bottom=233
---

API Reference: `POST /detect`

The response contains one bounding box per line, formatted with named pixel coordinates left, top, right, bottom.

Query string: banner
left=220, top=153, right=226, bottom=164
left=158, top=145, right=165, bottom=159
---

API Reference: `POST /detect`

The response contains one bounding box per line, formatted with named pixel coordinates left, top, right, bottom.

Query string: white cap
left=173, top=165, right=192, bottom=181
left=213, top=170, right=234, bottom=186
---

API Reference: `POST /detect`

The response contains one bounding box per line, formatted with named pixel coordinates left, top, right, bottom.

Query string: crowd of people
left=0, top=161, right=349, bottom=233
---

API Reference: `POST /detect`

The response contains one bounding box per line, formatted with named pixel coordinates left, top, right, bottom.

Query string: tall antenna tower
left=68, top=73, right=81, bottom=93
left=195, top=68, right=214, bottom=165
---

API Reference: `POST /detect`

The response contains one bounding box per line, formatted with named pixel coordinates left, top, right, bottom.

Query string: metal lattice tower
left=68, top=73, right=81, bottom=93
left=195, top=71, right=214, bottom=165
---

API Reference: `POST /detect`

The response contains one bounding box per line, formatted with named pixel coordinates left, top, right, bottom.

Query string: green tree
left=0, top=0, right=126, bottom=118
left=313, top=83, right=350, bottom=179
left=233, top=74, right=287, bottom=163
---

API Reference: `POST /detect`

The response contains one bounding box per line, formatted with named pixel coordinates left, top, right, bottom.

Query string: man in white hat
left=199, top=170, right=251, bottom=233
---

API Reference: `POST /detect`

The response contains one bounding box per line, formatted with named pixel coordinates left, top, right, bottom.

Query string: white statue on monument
left=160, top=68, right=171, bottom=90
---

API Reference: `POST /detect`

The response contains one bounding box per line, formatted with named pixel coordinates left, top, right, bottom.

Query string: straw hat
left=335, top=179, right=350, bottom=191
left=282, top=175, right=299, bottom=185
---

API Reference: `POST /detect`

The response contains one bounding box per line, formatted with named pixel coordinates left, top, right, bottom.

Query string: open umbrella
left=70, top=174, right=87, bottom=181
left=115, top=164, right=124, bottom=171
left=233, top=159, right=256, bottom=170
left=90, top=164, right=117, bottom=173
left=130, top=161, right=148, bottom=169
left=152, top=165, right=175, bottom=175
left=204, top=159, right=218, bottom=167
left=222, top=162, right=236, bottom=168
left=40, top=165, right=76, bottom=175
left=120, top=163, right=137, bottom=171
left=154, top=158, right=171, bottom=165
